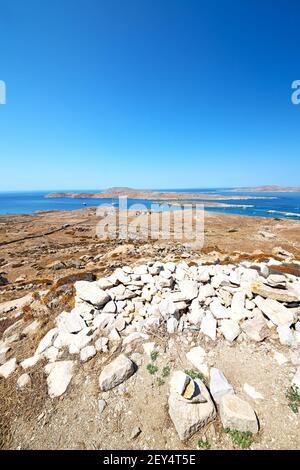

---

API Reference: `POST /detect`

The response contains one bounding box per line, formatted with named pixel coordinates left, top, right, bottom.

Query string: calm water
left=0, top=189, right=300, bottom=220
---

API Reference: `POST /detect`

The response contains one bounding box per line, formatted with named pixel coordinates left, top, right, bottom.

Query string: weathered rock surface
left=99, top=354, right=135, bottom=391
left=220, top=394, right=259, bottom=433
left=168, top=378, right=216, bottom=440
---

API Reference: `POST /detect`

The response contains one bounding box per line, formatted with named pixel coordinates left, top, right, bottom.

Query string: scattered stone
left=130, top=426, right=142, bottom=440
left=220, top=394, right=259, bottom=433
left=243, top=383, right=264, bottom=400
left=186, top=346, right=206, bottom=371
left=17, top=373, right=31, bottom=389
left=210, top=298, right=231, bottom=319
left=99, top=354, right=135, bottom=391
left=98, top=399, right=107, bottom=414
left=95, top=337, right=109, bottom=352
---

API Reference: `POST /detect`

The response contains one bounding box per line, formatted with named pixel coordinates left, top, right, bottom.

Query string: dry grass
left=0, top=363, right=48, bottom=449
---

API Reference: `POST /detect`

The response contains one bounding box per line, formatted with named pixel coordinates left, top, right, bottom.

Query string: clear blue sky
left=0, top=0, right=299, bottom=190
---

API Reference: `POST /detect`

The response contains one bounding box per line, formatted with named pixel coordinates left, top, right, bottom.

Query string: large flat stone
left=251, top=282, right=297, bottom=303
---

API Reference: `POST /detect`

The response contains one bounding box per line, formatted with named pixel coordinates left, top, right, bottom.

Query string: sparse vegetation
left=286, top=385, right=300, bottom=414
left=146, top=364, right=158, bottom=375
left=162, top=365, right=170, bottom=377
left=150, top=350, right=158, bottom=361
left=197, top=439, right=211, bottom=450
left=157, top=377, right=165, bottom=386
left=224, top=428, right=253, bottom=449
left=185, top=369, right=205, bottom=382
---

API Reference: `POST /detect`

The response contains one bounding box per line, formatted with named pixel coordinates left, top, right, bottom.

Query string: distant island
left=228, top=185, right=300, bottom=193
left=46, top=186, right=282, bottom=201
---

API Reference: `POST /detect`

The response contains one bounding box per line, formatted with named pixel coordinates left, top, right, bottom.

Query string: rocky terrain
left=1, top=253, right=300, bottom=450
left=1, top=207, right=300, bottom=450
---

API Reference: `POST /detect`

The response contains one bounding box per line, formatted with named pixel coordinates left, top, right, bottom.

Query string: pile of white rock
left=0, top=259, right=300, bottom=439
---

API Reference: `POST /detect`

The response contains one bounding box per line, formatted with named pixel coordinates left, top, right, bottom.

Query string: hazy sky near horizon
left=0, top=0, right=300, bottom=191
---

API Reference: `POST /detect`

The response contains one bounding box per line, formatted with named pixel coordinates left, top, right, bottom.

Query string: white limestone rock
left=17, top=373, right=31, bottom=389
left=80, top=345, right=96, bottom=362
left=35, top=328, right=59, bottom=355
left=99, top=354, right=135, bottom=391
left=220, top=394, right=259, bottom=433
left=243, top=383, right=264, bottom=401
left=209, top=299, right=231, bottom=319
left=168, top=378, right=216, bottom=440
left=56, top=310, right=86, bottom=334
left=220, top=319, right=241, bottom=342
left=75, top=281, right=111, bottom=307
left=200, top=311, right=217, bottom=341
left=209, top=368, right=234, bottom=404
left=45, top=360, right=75, bottom=398
left=0, top=357, right=17, bottom=379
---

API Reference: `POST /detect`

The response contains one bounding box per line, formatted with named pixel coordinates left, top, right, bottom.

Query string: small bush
left=150, top=350, right=158, bottom=361
left=146, top=364, right=158, bottom=375
left=185, top=369, right=205, bottom=382
left=162, top=365, right=171, bottom=377
left=286, top=385, right=300, bottom=414
left=224, top=428, right=253, bottom=449
left=197, top=439, right=211, bottom=450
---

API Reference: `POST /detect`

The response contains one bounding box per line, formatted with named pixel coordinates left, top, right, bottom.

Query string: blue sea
left=0, top=189, right=300, bottom=220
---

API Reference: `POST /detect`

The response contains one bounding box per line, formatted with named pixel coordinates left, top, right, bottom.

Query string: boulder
left=178, top=280, right=198, bottom=300
left=99, top=354, right=135, bottom=391
left=168, top=378, right=216, bottom=440
left=277, top=325, right=296, bottom=347
left=21, top=355, right=41, bottom=370
left=220, top=394, right=259, bottom=433
left=186, top=346, right=206, bottom=371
